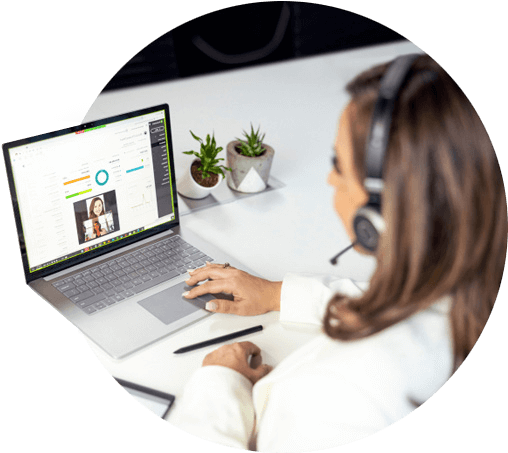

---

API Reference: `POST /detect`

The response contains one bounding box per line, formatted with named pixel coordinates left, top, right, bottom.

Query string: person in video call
left=93, top=221, right=103, bottom=238
left=173, top=54, right=506, bottom=451
left=88, top=197, right=107, bottom=237
left=88, top=196, right=106, bottom=219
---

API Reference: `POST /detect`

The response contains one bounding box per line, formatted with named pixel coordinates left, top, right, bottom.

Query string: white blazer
left=172, top=273, right=453, bottom=452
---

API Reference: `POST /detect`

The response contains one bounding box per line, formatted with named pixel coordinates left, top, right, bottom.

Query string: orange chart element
left=63, top=175, right=90, bottom=185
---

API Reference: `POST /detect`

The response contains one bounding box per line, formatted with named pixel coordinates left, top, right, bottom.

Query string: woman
left=88, top=197, right=105, bottom=219
left=88, top=197, right=107, bottom=237
left=173, top=54, right=506, bottom=451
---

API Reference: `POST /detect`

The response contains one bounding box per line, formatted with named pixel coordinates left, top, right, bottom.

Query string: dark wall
left=102, top=2, right=404, bottom=92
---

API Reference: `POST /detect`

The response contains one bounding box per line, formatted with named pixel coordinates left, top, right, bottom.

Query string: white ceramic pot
left=177, top=160, right=223, bottom=199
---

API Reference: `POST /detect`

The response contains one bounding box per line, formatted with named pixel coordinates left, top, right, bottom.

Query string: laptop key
left=56, top=282, right=75, bottom=292
left=73, top=292, right=107, bottom=308
left=70, top=290, right=94, bottom=302
left=83, top=306, right=97, bottom=314
left=113, top=294, right=125, bottom=302
left=63, top=288, right=80, bottom=298
left=131, top=270, right=179, bottom=295
left=94, top=302, right=106, bottom=310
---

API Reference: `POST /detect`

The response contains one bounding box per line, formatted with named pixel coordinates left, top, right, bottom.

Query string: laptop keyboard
left=51, top=235, right=213, bottom=315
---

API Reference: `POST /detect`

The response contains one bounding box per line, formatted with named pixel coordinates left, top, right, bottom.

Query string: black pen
left=173, top=325, right=263, bottom=354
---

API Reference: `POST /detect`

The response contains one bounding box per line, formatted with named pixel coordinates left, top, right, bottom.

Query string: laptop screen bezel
left=2, top=103, right=180, bottom=283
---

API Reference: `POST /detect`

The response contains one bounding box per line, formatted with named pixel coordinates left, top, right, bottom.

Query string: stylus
left=173, top=325, right=263, bottom=354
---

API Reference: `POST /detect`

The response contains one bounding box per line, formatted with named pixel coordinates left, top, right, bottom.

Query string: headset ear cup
left=353, top=215, right=379, bottom=252
left=355, top=55, right=417, bottom=254
left=353, top=206, right=385, bottom=252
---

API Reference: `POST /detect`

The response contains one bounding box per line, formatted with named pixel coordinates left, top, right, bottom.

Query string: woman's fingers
left=183, top=279, right=233, bottom=299
left=185, top=263, right=235, bottom=286
left=237, top=341, right=262, bottom=358
left=235, top=342, right=272, bottom=383
left=202, top=341, right=273, bottom=384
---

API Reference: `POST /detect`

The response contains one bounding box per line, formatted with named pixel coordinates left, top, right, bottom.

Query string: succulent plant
left=236, top=124, right=266, bottom=157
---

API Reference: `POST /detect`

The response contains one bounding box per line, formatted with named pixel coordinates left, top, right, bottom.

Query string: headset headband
left=364, top=54, right=420, bottom=195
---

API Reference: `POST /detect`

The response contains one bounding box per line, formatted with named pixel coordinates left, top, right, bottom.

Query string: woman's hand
left=202, top=341, right=273, bottom=384
left=183, top=262, right=282, bottom=315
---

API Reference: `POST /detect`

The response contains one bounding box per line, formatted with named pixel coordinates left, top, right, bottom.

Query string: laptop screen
left=3, top=104, right=179, bottom=281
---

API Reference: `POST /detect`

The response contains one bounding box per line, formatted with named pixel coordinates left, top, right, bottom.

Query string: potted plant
left=177, top=131, right=231, bottom=199
left=226, top=125, right=275, bottom=193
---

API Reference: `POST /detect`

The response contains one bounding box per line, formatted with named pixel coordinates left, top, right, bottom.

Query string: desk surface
left=79, top=40, right=420, bottom=419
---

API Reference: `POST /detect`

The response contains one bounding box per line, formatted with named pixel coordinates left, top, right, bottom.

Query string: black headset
left=352, top=53, right=420, bottom=253
left=330, top=53, right=423, bottom=265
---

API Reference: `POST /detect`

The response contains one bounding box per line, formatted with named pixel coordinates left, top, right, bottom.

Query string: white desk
left=80, top=40, right=420, bottom=419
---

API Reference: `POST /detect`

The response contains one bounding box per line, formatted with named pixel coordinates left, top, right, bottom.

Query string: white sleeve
left=171, top=366, right=255, bottom=449
left=279, top=273, right=366, bottom=326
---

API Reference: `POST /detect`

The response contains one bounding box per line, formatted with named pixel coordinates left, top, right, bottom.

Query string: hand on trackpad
left=137, top=281, right=232, bottom=325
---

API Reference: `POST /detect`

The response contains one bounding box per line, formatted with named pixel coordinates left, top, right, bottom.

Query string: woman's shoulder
left=317, top=296, right=453, bottom=401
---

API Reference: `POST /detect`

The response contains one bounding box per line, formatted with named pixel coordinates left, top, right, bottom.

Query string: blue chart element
left=126, top=165, right=144, bottom=174
left=95, top=169, right=109, bottom=186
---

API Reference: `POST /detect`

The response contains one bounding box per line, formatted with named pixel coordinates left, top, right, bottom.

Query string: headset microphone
left=330, top=241, right=358, bottom=265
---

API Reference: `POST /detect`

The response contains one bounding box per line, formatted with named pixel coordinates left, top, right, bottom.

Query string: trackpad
left=138, top=281, right=214, bottom=325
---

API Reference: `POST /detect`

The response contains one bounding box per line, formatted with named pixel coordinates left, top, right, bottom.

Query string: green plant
left=236, top=124, right=266, bottom=157
left=183, top=131, right=231, bottom=179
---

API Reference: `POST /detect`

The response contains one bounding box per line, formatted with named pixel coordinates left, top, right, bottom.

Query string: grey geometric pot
left=226, top=140, right=274, bottom=193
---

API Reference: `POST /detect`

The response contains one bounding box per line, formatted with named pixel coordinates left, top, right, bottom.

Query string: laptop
left=2, top=104, right=245, bottom=359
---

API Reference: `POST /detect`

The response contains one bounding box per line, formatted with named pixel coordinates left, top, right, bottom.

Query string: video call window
left=73, top=190, right=120, bottom=244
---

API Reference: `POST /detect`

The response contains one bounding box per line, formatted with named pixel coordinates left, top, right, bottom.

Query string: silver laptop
left=2, top=104, right=243, bottom=359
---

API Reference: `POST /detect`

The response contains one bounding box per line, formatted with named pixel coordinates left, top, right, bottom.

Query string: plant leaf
left=183, top=130, right=227, bottom=176
left=189, top=130, right=203, bottom=144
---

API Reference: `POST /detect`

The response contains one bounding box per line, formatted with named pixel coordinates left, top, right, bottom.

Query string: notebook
left=2, top=104, right=244, bottom=359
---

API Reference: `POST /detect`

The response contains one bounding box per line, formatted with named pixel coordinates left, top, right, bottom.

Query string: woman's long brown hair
left=88, top=197, right=105, bottom=219
left=323, top=55, right=507, bottom=373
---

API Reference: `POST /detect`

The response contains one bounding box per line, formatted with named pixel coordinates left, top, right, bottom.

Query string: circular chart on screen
left=95, top=169, right=109, bottom=186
